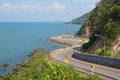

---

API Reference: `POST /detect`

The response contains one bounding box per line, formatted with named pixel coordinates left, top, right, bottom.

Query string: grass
left=2, top=49, right=102, bottom=80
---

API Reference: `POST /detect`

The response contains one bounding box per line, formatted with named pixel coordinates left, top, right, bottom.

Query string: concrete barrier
left=73, top=51, right=120, bottom=69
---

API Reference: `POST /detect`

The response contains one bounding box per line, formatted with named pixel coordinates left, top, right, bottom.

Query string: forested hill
left=64, top=13, right=89, bottom=25
left=77, top=0, right=120, bottom=57
left=71, top=13, right=90, bottom=25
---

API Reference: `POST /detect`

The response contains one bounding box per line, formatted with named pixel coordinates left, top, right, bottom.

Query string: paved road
left=50, top=48, right=120, bottom=80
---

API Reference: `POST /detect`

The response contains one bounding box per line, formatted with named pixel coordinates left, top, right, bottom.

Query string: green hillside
left=65, top=13, right=89, bottom=25
left=77, top=0, right=120, bottom=57
left=71, top=13, right=90, bottom=25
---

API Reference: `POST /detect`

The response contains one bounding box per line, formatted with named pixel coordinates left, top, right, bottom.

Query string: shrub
left=4, top=50, right=102, bottom=80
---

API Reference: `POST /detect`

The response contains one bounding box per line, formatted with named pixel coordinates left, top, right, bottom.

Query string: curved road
left=50, top=47, right=120, bottom=80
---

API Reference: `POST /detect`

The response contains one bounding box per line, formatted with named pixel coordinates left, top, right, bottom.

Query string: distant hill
left=71, top=13, right=90, bottom=25
left=64, top=13, right=89, bottom=25
left=77, top=0, right=120, bottom=57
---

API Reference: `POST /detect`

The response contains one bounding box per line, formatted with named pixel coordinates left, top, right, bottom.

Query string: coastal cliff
left=77, top=0, right=120, bottom=57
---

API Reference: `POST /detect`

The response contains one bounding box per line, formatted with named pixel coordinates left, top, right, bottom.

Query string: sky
left=0, top=0, right=101, bottom=22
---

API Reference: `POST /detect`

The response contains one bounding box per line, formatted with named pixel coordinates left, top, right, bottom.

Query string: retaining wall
left=73, top=52, right=120, bottom=69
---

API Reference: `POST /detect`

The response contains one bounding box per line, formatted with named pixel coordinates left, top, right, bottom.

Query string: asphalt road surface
left=50, top=48, right=120, bottom=80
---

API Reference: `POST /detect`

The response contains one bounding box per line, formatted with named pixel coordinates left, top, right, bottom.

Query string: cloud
left=17, top=5, right=37, bottom=9
left=2, top=3, right=13, bottom=9
left=0, top=3, right=38, bottom=12
left=0, top=3, right=13, bottom=12
left=0, top=2, right=66, bottom=13
left=50, top=1, right=66, bottom=11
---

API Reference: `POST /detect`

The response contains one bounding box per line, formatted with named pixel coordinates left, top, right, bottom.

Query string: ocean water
left=0, top=22, right=81, bottom=75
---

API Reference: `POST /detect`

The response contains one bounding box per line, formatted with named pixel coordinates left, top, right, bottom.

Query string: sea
left=0, top=22, right=81, bottom=76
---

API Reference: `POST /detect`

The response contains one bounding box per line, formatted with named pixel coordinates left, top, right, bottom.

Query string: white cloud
left=0, top=2, right=66, bottom=13
left=17, top=5, right=37, bottom=9
left=0, top=3, right=38, bottom=12
left=2, top=3, right=13, bottom=9
left=0, top=0, right=99, bottom=16
left=0, top=3, right=14, bottom=12
left=50, top=1, right=66, bottom=11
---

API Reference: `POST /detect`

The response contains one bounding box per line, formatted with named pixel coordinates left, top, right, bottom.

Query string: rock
left=3, top=63, right=9, bottom=68
left=113, top=36, right=120, bottom=51
left=13, top=67, right=21, bottom=74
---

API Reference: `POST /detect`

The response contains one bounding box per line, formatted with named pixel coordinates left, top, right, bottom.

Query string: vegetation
left=65, top=13, right=89, bottom=25
left=71, top=13, right=90, bottom=25
left=1, top=49, right=102, bottom=80
left=77, top=0, right=120, bottom=57
left=0, top=78, right=3, bottom=80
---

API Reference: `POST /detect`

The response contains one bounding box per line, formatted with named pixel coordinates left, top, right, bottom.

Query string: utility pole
left=95, top=34, right=105, bottom=56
